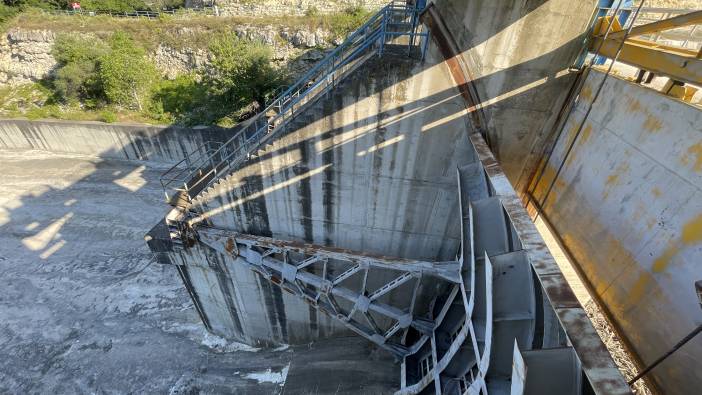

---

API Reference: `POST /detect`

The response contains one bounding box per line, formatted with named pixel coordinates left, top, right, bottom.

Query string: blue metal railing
left=160, top=1, right=429, bottom=205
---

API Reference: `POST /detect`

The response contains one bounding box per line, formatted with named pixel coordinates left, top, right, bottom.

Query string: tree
left=206, top=33, right=283, bottom=112
left=98, top=32, right=157, bottom=111
left=3, top=0, right=63, bottom=9
left=51, top=34, right=108, bottom=102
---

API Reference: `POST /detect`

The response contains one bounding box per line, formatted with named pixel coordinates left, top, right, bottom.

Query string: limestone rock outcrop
left=0, top=25, right=339, bottom=85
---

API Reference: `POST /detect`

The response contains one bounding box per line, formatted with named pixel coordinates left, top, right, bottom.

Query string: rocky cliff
left=0, top=30, right=56, bottom=85
left=0, top=25, right=337, bottom=85
left=188, top=0, right=386, bottom=17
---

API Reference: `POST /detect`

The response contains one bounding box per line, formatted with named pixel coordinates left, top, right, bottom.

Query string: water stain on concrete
left=642, top=114, right=663, bottom=133
left=683, top=142, right=702, bottom=173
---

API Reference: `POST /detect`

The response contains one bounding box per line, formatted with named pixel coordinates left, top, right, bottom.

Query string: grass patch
left=1, top=6, right=376, bottom=125
left=7, top=6, right=373, bottom=49
left=0, top=82, right=160, bottom=124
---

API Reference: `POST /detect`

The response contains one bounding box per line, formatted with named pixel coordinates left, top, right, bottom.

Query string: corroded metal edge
left=421, top=3, right=631, bottom=392
left=470, top=130, right=632, bottom=395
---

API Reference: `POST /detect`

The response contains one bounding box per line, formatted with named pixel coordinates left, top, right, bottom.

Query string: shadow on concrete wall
left=0, top=3, right=596, bottom=390
left=432, top=0, right=595, bottom=191
left=187, top=34, right=589, bottom=263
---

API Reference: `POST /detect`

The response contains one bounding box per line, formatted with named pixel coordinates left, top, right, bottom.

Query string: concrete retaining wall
left=165, top=48, right=475, bottom=346
left=431, top=0, right=596, bottom=192
left=532, top=70, right=702, bottom=395
left=169, top=241, right=350, bottom=346
left=0, top=119, right=231, bottom=164
left=194, top=49, right=474, bottom=262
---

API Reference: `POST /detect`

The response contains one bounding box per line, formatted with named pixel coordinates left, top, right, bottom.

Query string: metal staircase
left=159, top=1, right=429, bottom=208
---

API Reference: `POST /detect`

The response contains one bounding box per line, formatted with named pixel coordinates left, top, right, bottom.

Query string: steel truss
left=181, top=164, right=539, bottom=394
left=197, top=228, right=462, bottom=359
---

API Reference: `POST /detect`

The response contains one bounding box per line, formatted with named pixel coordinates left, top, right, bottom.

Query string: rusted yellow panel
left=662, top=80, right=699, bottom=102
left=690, top=143, right=702, bottom=172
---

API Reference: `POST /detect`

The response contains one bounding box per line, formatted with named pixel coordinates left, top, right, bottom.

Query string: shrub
left=150, top=73, right=208, bottom=123
left=150, top=0, right=185, bottom=10
left=305, top=5, right=319, bottom=17
left=206, top=33, right=284, bottom=111
left=3, top=1, right=62, bottom=10
left=328, top=6, right=371, bottom=37
left=77, top=0, right=149, bottom=12
left=98, top=32, right=158, bottom=110
left=51, top=34, right=108, bottom=102
left=0, top=3, right=20, bottom=26
left=153, top=74, right=204, bottom=116
left=99, top=109, right=118, bottom=123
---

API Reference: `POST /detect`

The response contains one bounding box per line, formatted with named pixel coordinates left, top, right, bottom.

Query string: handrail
left=44, top=7, right=217, bottom=19
left=160, top=1, right=428, bottom=205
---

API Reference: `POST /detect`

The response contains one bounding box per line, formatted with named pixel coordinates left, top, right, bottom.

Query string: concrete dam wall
left=431, top=0, right=596, bottom=192
left=530, top=70, right=702, bottom=395
left=192, top=52, right=473, bottom=261
left=0, top=119, right=231, bottom=164
left=167, top=49, right=477, bottom=346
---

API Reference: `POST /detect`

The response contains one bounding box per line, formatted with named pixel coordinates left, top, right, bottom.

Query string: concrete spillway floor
left=0, top=150, right=396, bottom=394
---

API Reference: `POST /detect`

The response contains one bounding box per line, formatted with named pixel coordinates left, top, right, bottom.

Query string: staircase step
left=161, top=4, right=423, bottom=207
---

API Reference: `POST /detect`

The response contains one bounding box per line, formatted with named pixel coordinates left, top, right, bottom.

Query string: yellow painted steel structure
left=589, top=11, right=702, bottom=86
left=608, top=10, right=702, bottom=40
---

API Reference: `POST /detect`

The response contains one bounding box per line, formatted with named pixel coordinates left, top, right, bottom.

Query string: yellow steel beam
left=607, top=10, right=702, bottom=39
left=589, top=36, right=702, bottom=86
left=625, top=37, right=699, bottom=57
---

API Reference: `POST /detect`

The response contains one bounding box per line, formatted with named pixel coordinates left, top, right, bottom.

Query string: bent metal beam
left=196, top=227, right=461, bottom=359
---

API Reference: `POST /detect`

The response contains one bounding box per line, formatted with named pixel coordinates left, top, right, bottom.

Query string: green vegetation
left=1, top=29, right=288, bottom=126
left=51, top=34, right=108, bottom=102
left=2, top=0, right=185, bottom=12
left=76, top=1, right=151, bottom=12
left=0, top=3, right=21, bottom=27
left=8, top=5, right=370, bottom=43
left=207, top=34, right=283, bottom=112
left=2, top=1, right=63, bottom=10
left=151, top=74, right=205, bottom=122
left=0, top=5, right=373, bottom=125
left=327, top=6, right=372, bottom=37
left=99, top=32, right=158, bottom=111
